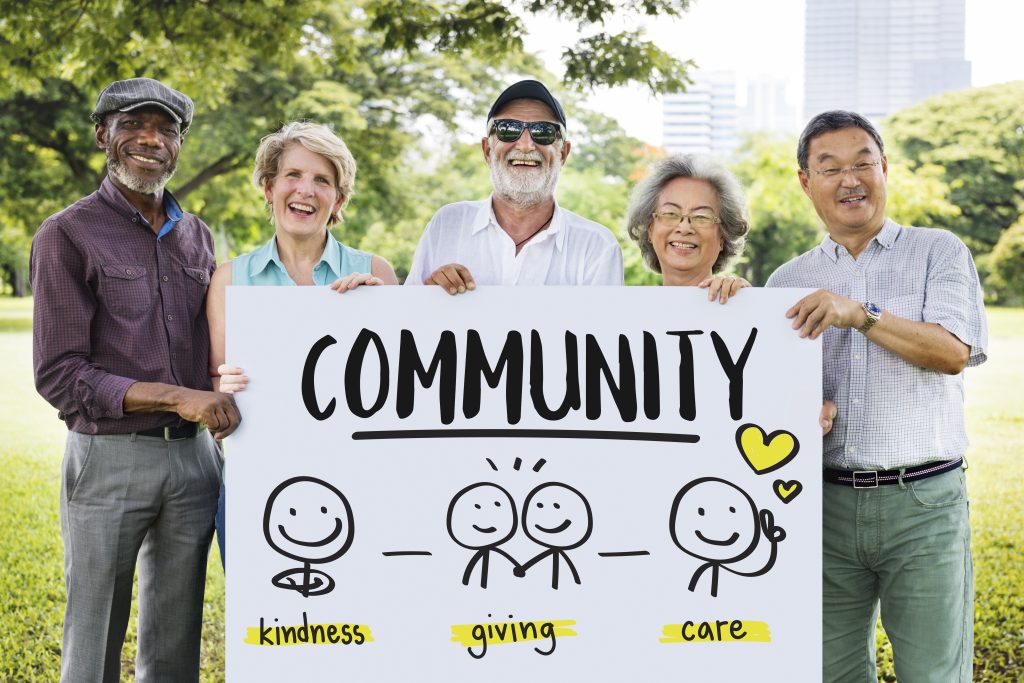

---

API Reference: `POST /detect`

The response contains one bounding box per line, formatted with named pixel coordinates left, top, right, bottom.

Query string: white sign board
left=225, top=287, right=821, bottom=681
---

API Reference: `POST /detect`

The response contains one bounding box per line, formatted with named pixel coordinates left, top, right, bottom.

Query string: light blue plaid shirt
left=766, top=219, right=988, bottom=470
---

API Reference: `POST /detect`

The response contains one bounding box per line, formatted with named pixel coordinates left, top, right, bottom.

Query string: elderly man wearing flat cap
left=407, top=79, right=623, bottom=291
left=30, top=77, right=239, bottom=683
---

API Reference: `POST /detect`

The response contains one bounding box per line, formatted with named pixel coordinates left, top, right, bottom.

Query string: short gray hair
left=252, top=121, right=356, bottom=226
left=626, top=154, right=749, bottom=275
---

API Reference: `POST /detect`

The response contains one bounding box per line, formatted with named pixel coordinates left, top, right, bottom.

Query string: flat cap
left=487, top=79, right=567, bottom=129
left=91, top=78, right=194, bottom=134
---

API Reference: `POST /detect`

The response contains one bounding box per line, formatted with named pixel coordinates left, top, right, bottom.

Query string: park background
left=0, top=1, right=1021, bottom=681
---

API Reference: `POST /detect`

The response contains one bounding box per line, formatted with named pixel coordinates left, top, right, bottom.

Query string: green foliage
left=729, top=133, right=822, bottom=285
left=987, top=219, right=1024, bottom=305
left=0, top=0, right=696, bottom=290
left=884, top=81, right=1024, bottom=253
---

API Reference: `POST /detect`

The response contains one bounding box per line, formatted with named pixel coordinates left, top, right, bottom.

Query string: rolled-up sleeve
left=923, top=231, right=988, bottom=367
left=31, top=219, right=135, bottom=421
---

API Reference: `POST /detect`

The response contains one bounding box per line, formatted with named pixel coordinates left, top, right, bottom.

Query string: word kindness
left=301, top=327, right=758, bottom=425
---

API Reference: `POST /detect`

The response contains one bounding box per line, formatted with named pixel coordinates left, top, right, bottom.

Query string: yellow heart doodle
left=735, top=424, right=800, bottom=475
left=773, top=479, right=803, bottom=503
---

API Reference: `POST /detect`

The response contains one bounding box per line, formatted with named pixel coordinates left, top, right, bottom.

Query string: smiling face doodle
left=447, top=483, right=517, bottom=549
left=263, top=476, right=355, bottom=563
left=669, top=477, right=759, bottom=562
left=522, top=482, right=593, bottom=550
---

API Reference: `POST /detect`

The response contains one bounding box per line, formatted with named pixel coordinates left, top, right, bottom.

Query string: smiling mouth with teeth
left=288, top=202, right=317, bottom=215
left=129, top=153, right=163, bottom=165
left=669, top=241, right=698, bottom=249
left=839, top=194, right=866, bottom=204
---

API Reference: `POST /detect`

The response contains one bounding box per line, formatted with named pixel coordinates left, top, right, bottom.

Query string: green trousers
left=822, top=468, right=973, bottom=682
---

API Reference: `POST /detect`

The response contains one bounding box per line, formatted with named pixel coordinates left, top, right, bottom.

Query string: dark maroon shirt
left=31, top=176, right=215, bottom=434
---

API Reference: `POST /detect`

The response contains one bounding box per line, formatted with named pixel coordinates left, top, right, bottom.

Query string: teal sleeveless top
left=231, top=233, right=372, bottom=286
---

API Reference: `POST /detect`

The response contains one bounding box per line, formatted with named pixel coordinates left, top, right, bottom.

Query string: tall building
left=662, top=71, right=739, bottom=156
left=804, top=0, right=971, bottom=123
left=739, top=76, right=800, bottom=136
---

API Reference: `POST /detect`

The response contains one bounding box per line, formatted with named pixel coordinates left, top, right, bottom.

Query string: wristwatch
left=858, top=302, right=881, bottom=334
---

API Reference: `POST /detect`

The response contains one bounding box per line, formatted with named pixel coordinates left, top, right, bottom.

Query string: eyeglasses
left=807, top=159, right=881, bottom=180
left=652, top=211, right=722, bottom=228
left=489, top=119, right=563, bottom=146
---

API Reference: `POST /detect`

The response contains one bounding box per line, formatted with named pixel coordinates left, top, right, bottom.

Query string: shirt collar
left=248, top=232, right=340, bottom=282
left=98, top=175, right=184, bottom=238
left=476, top=195, right=567, bottom=252
left=817, top=218, right=900, bottom=262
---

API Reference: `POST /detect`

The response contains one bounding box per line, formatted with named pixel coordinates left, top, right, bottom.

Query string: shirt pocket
left=100, top=264, right=152, bottom=317
left=182, top=265, right=211, bottom=320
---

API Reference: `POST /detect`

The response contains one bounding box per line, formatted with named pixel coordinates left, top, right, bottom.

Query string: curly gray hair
left=626, top=154, right=749, bottom=275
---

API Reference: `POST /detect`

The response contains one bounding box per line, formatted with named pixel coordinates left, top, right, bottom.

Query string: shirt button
left=162, top=275, right=169, bottom=282
left=854, top=354, right=862, bottom=360
left=847, top=446, right=857, bottom=453
left=125, top=269, right=133, bottom=275
left=852, top=398, right=861, bottom=405
left=166, top=314, right=174, bottom=321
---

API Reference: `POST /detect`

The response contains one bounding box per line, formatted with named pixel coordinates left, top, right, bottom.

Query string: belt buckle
left=163, top=425, right=188, bottom=442
left=852, top=470, right=878, bottom=489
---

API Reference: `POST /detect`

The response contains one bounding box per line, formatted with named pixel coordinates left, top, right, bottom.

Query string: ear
left=263, top=179, right=274, bottom=205
left=559, top=140, right=571, bottom=165
left=481, top=136, right=492, bottom=163
left=881, top=154, right=888, bottom=180
left=798, top=168, right=812, bottom=198
left=95, top=122, right=108, bottom=150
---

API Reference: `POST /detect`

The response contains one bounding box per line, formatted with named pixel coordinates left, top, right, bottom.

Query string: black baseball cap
left=91, top=78, right=194, bottom=135
left=487, top=79, right=567, bottom=129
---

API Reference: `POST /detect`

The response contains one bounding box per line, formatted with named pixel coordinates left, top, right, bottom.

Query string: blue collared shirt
left=231, top=232, right=372, bottom=286
left=766, top=219, right=988, bottom=470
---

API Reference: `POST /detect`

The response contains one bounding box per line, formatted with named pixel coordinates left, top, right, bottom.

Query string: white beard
left=107, top=152, right=176, bottom=195
left=488, top=141, right=562, bottom=208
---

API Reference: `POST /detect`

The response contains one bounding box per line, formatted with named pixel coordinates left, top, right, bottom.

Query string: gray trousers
left=59, top=430, right=222, bottom=683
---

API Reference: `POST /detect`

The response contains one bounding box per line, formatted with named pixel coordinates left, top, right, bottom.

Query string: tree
left=729, top=134, right=822, bottom=285
left=884, top=81, right=1024, bottom=254
left=987, top=219, right=1024, bottom=305
left=1, top=0, right=697, bottom=294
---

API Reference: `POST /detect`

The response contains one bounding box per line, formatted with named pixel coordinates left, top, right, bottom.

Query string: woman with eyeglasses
left=625, top=154, right=751, bottom=302
left=206, top=121, right=398, bottom=567
left=625, top=154, right=839, bottom=433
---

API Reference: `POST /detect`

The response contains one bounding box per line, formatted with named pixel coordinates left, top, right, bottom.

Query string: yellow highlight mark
left=244, top=622, right=374, bottom=646
left=450, top=619, right=577, bottom=646
left=660, top=620, right=771, bottom=643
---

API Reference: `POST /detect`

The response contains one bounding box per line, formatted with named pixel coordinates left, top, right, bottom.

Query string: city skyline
left=523, top=0, right=1024, bottom=146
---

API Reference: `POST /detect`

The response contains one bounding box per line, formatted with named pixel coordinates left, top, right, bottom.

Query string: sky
left=522, top=0, right=1024, bottom=145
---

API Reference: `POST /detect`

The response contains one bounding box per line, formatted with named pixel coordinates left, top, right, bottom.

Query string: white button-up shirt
left=405, top=197, right=623, bottom=286
left=767, top=220, right=988, bottom=470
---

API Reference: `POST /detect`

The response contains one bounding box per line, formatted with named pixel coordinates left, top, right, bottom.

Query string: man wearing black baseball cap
left=406, top=78, right=623, bottom=291
left=31, top=77, right=237, bottom=682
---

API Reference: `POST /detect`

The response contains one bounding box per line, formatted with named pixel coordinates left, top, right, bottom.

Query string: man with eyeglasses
left=406, top=79, right=623, bottom=292
left=766, top=110, right=987, bottom=682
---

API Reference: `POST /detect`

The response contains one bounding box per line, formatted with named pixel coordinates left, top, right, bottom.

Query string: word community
left=302, top=327, right=759, bottom=425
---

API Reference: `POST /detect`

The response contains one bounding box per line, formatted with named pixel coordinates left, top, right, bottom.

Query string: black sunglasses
left=489, top=119, right=563, bottom=145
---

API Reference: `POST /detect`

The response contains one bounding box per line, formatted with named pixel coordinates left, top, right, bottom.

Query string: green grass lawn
left=1, top=299, right=1021, bottom=681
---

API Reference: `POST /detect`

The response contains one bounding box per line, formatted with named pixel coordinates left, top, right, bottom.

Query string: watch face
left=865, top=302, right=881, bottom=316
